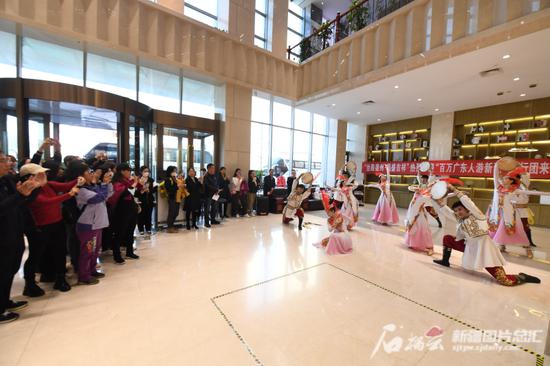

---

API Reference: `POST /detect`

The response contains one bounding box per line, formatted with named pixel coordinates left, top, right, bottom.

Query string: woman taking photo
left=164, top=166, right=180, bottom=233
left=108, top=163, right=140, bottom=263
left=218, top=167, right=230, bottom=220
left=22, top=163, right=80, bottom=294
left=75, top=163, right=113, bottom=285
left=135, top=166, right=156, bottom=236
left=247, top=170, right=258, bottom=216
left=184, top=168, right=202, bottom=230
left=230, top=169, right=244, bottom=217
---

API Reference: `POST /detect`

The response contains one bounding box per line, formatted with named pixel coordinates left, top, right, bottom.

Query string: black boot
left=526, top=228, right=536, bottom=247
left=53, top=276, right=71, bottom=292
left=433, top=247, right=452, bottom=267
left=23, top=280, right=45, bottom=297
left=517, top=272, right=541, bottom=284
left=186, top=221, right=191, bottom=230
left=193, top=214, right=199, bottom=229
left=298, top=217, right=303, bottom=231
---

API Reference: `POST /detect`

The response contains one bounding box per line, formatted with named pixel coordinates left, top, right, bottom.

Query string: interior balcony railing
left=287, top=0, right=415, bottom=63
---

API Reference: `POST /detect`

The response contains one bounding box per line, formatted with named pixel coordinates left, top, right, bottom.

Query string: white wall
left=346, top=122, right=366, bottom=182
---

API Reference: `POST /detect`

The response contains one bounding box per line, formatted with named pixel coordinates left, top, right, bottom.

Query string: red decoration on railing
left=362, top=159, right=550, bottom=179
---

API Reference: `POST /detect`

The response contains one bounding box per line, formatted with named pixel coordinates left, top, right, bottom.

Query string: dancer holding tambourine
left=429, top=181, right=540, bottom=286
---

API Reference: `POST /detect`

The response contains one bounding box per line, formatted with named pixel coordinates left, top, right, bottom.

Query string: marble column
left=271, top=0, right=289, bottom=58
left=221, top=83, right=252, bottom=173
left=227, top=0, right=255, bottom=45
left=429, top=112, right=454, bottom=160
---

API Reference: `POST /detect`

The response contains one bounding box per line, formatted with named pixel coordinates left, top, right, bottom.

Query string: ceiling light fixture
left=520, top=93, right=526, bottom=97
left=331, top=103, right=336, bottom=107
left=417, top=98, right=422, bottom=102
left=377, top=118, right=381, bottom=122
left=513, top=77, right=520, bottom=81
left=502, top=54, right=511, bottom=59
left=434, top=108, right=440, bottom=112
left=356, top=112, right=361, bottom=115
left=394, top=85, right=399, bottom=89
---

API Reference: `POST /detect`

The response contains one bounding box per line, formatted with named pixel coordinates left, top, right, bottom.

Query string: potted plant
left=299, top=37, right=313, bottom=62
left=346, top=0, right=369, bottom=32
left=317, top=21, right=333, bottom=49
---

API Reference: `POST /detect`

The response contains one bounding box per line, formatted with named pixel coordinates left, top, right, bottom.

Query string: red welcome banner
left=362, top=159, right=550, bottom=179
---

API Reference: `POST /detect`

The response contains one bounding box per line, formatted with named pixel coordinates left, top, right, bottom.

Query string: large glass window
left=181, top=78, right=216, bottom=119
left=313, top=113, right=327, bottom=135
left=87, top=53, right=137, bottom=100
left=255, top=0, right=269, bottom=50
left=294, top=108, right=311, bottom=131
left=287, top=1, right=305, bottom=63
left=0, top=31, right=16, bottom=77
left=27, top=99, right=119, bottom=162
left=22, top=37, right=84, bottom=86
left=311, top=134, right=326, bottom=180
left=272, top=101, right=291, bottom=127
left=250, top=122, right=270, bottom=173
left=251, top=95, right=270, bottom=124
left=184, top=0, right=218, bottom=28
left=271, top=126, right=291, bottom=176
left=0, top=98, right=18, bottom=157
left=249, top=93, right=330, bottom=185
left=292, top=130, right=310, bottom=175
left=139, top=66, right=180, bottom=113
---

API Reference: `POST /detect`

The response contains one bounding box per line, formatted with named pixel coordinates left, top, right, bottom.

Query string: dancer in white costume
left=340, top=171, right=359, bottom=230
left=366, top=164, right=399, bottom=225
left=430, top=184, right=541, bottom=286
left=488, top=165, right=550, bottom=258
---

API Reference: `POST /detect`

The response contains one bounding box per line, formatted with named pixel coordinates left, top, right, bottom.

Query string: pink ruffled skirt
left=314, top=232, right=353, bottom=255
left=404, top=214, right=433, bottom=251
left=372, top=194, right=400, bottom=225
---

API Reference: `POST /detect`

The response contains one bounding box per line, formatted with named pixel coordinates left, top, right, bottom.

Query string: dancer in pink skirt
left=314, top=191, right=353, bottom=255
left=488, top=165, right=550, bottom=258
left=404, top=188, right=434, bottom=255
left=367, top=164, right=399, bottom=225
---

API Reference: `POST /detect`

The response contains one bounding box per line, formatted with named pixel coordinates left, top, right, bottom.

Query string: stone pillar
left=158, top=0, right=184, bottom=13
left=429, top=112, right=454, bottom=161
left=346, top=123, right=366, bottom=183
left=271, top=0, right=289, bottom=58
left=335, top=119, right=348, bottom=177
left=227, top=0, right=255, bottom=45
left=222, top=83, right=252, bottom=173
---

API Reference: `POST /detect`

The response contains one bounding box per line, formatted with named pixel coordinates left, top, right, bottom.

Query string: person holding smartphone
left=0, top=151, right=42, bottom=323
left=22, top=163, right=81, bottom=296
left=135, top=166, right=156, bottom=236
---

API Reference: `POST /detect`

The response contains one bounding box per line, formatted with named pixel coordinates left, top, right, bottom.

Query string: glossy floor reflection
left=1, top=204, right=549, bottom=366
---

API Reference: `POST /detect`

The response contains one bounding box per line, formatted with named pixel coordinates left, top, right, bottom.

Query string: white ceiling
left=295, top=28, right=550, bottom=125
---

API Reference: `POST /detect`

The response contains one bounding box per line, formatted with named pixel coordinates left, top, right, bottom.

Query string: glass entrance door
left=191, top=131, right=214, bottom=172
left=162, top=127, right=189, bottom=175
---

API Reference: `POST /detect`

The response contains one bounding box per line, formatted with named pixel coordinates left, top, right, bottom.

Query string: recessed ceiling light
left=434, top=108, right=439, bottom=112
left=513, top=77, right=520, bottom=81
left=502, top=54, right=511, bottom=59
left=356, top=112, right=361, bottom=115
left=377, top=118, right=381, bottom=122
left=394, top=85, right=399, bottom=89
left=417, top=98, right=422, bottom=102
left=331, top=103, right=336, bottom=107
left=520, top=93, right=526, bottom=97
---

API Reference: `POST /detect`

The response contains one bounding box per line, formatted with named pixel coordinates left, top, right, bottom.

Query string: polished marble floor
left=1, top=205, right=549, bottom=366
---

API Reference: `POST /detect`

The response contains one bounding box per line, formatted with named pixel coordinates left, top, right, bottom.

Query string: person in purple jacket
left=74, top=163, right=113, bottom=285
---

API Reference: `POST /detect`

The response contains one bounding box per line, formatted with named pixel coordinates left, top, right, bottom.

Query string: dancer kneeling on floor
left=314, top=190, right=353, bottom=255
left=282, top=174, right=311, bottom=230
left=431, top=184, right=540, bottom=286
